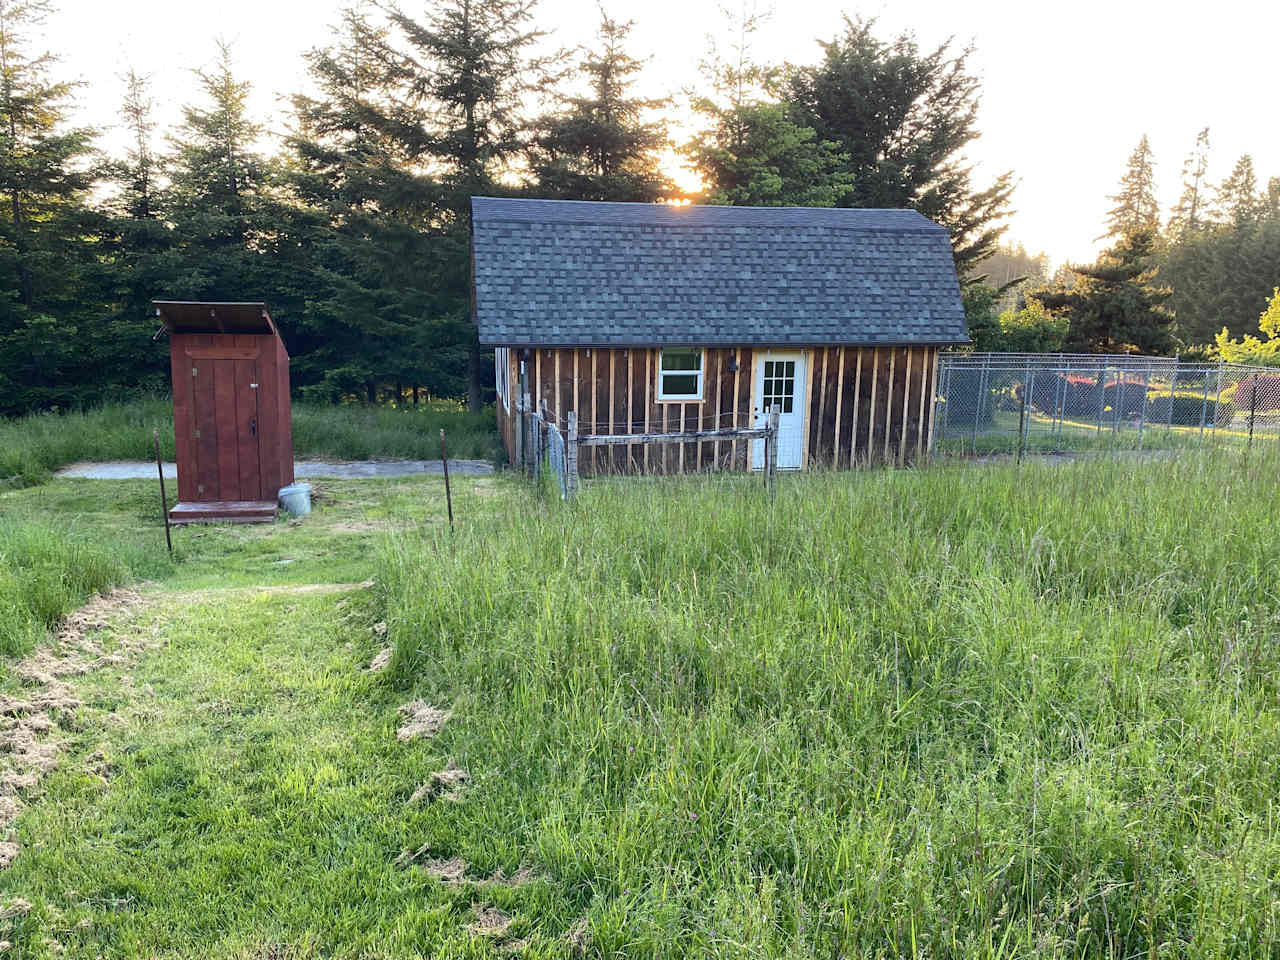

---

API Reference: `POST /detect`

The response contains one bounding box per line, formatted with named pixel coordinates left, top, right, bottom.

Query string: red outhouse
left=156, top=301, right=294, bottom=523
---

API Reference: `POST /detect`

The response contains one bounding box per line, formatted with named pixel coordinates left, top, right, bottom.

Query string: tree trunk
left=413, top=384, right=420, bottom=405
left=366, top=382, right=376, bottom=404
left=469, top=337, right=483, bottom=411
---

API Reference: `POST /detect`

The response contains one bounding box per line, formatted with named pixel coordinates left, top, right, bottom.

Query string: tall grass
left=0, top=398, right=501, bottom=489
left=0, top=518, right=160, bottom=658
left=379, top=451, right=1280, bottom=956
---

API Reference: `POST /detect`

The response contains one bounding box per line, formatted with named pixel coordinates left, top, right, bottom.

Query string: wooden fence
left=512, top=399, right=780, bottom=500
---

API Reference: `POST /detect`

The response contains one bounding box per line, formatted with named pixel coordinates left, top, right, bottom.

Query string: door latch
left=249, top=417, right=257, bottom=436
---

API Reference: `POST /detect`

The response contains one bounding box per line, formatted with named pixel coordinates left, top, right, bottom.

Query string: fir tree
left=1213, top=153, right=1262, bottom=226
left=526, top=6, right=672, bottom=202
left=1038, top=229, right=1175, bottom=354
left=1168, top=126, right=1209, bottom=238
left=375, top=0, right=557, bottom=409
left=1103, top=135, right=1159, bottom=239
left=288, top=4, right=465, bottom=402
left=784, top=16, right=1013, bottom=274
left=684, top=3, right=852, bottom=208
left=0, top=0, right=99, bottom=412
left=94, top=69, right=173, bottom=397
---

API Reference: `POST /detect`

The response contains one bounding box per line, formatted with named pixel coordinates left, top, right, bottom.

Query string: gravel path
left=55, top=459, right=493, bottom=480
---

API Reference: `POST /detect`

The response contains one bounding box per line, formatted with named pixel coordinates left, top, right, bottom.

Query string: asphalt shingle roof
left=471, top=197, right=968, bottom=347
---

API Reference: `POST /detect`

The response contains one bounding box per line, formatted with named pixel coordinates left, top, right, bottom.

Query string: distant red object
left=155, top=301, right=294, bottom=524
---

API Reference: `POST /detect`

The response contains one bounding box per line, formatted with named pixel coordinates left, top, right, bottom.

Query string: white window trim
left=495, top=347, right=511, bottom=411
left=656, top=347, right=705, bottom=402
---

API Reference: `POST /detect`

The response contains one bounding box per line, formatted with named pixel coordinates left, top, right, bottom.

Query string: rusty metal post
left=153, top=428, right=172, bottom=554
left=440, top=428, right=454, bottom=530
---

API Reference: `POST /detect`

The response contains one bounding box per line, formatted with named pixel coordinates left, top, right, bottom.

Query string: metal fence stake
left=1248, top=378, right=1257, bottom=449
left=153, top=428, right=172, bottom=555
left=1137, top=364, right=1150, bottom=449
left=440, top=428, right=454, bottom=531
left=1016, top=379, right=1027, bottom=464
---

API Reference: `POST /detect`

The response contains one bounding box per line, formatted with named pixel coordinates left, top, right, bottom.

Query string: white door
left=752, top=352, right=808, bottom=470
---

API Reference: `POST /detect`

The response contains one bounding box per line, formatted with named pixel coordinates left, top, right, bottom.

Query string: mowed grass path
left=2, top=474, right=544, bottom=958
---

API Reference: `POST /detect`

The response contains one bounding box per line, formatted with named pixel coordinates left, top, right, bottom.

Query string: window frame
left=656, top=347, right=705, bottom=403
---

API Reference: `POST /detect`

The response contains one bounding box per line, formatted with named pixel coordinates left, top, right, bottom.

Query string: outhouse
left=155, top=301, right=294, bottom=523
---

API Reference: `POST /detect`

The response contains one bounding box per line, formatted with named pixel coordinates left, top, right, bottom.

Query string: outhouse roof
left=471, top=198, right=968, bottom=347
left=154, top=301, right=276, bottom=336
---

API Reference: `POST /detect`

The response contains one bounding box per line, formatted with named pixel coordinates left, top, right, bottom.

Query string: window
left=494, top=347, right=511, bottom=411
left=761, top=359, right=796, bottom=413
left=657, top=348, right=704, bottom=401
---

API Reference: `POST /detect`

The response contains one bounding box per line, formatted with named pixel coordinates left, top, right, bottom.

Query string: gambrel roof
left=471, top=197, right=968, bottom=347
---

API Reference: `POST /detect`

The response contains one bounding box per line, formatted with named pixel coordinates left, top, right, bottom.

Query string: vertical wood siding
left=498, top=345, right=938, bottom=474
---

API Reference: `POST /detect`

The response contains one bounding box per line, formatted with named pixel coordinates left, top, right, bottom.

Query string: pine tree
left=1213, top=153, right=1262, bottom=226
left=94, top=69, right=173, bottom=397
left=0, top=0, right=99, bottom=412
left=288, top=4, right=465, bottom=402
left=783, top=16, right=1013, bottom=274
left=684, top=3, right=852, bottom=208
left=1168, top=126, right=1209, bottom=238
left=1103, top=135, right=1159, bottom=239
left=1037, top=229, right=1175, bottom=354
left=526, top=6, right=672, bottom=202
left=376, top=0, right=556, bottom=409
left=167, top=41, right=272, bottom=256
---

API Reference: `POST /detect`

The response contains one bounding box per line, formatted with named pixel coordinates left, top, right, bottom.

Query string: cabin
left=471, top=198, right=968, bottom=474
left=155, top=300, right=294, bottom=523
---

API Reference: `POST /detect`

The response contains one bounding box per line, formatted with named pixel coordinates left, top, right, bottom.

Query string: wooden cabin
left=471, top=198, right=968, bottom=474
left=156, top=300, right=294, bottom=523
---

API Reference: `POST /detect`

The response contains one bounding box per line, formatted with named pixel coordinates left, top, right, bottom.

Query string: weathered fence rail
left=512, top=400, right=780, bottom=500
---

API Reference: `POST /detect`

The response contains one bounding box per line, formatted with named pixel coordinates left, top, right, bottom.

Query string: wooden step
left=168, top=500, right=277, bottom=525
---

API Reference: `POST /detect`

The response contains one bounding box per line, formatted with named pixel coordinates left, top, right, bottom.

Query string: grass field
left=3, top=451, right=1279, bottom=956
left=0, top=398, right=502, bottom=490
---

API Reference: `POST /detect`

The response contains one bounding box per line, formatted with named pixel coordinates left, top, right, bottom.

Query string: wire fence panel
left=543, top=416, right=568, bottom=499
left=934, top=354, right=1280, bottom=456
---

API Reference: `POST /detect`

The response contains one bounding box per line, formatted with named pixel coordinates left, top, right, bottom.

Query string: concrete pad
left=55, top=459, right=493, bottom=480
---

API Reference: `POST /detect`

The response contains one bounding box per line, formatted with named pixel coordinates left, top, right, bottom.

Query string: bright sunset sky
left=47, top=0, right=1280, bottom=269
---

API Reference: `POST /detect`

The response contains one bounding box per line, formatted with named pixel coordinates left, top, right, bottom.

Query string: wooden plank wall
left=805, top=346, right=937, bottom=467
left=498, top=344, right=938, bottom=474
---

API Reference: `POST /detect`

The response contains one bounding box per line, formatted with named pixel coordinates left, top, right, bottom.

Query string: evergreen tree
left=376, top=0, right=556, bottom=409
left=684, top=4, right=852, bottom=208
left=1213, top=153, right=1262, bottom=226
left=1168, top=126, right=1209, bottom=238
left=93, top=68, right=173, bottom=397
left=1037, top=229, right=1175, bottom=354
left=163, top=42, right=305, bottom=333
left=783, top=16, right=1013, bottom=274
left=288, top=4, right=465, bottom=402
left=526, top=6, right=672, bottom=202
left=1103, top=135, right=1159, bottom=239
left=0, top=0, right=99, bottom=413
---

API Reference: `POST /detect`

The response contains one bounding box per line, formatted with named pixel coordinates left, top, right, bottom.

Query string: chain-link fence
left=934, top=353, right=1280, bottom=456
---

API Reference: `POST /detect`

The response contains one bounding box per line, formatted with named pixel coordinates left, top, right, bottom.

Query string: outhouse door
left=189, top=351, right=263, bottom=501
left=752, top=352, right=808, bottom=470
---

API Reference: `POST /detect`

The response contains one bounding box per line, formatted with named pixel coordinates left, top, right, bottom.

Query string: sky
left=45, top=0, right=1280, bottom=269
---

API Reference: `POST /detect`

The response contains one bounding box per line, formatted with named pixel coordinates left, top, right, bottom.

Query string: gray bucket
left=278, top=482, right=312, bottom=516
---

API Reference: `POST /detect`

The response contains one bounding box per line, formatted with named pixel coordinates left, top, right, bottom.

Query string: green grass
left=4, top=454, right=1280, bottom=956
left=934, top=405, right=1276, bottom=458
left=0, top=398, right=502, bottom=489
left=377, top=451, right=1280, bottom=956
